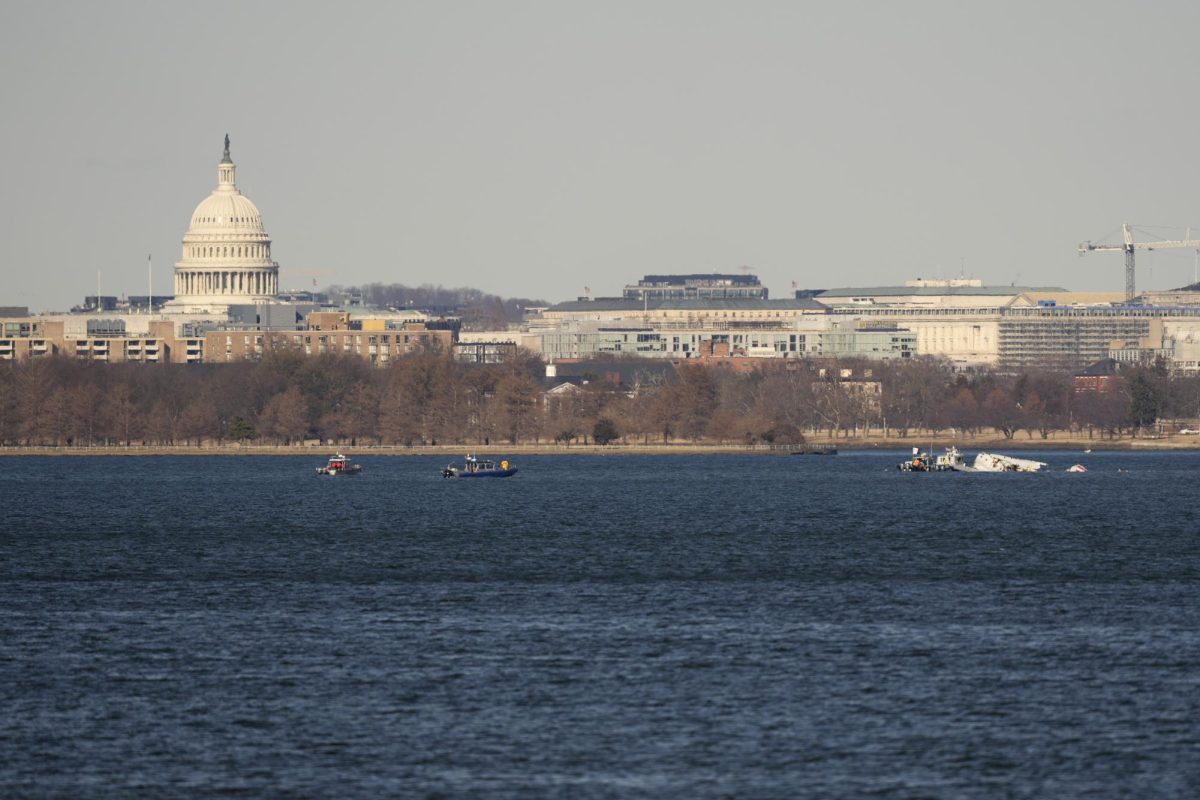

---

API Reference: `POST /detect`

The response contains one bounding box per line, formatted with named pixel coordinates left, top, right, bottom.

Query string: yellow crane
left=1079, top=223, right=1200, bottom=301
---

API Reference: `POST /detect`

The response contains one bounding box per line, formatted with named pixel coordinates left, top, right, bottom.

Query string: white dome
left=187, top=191, right=265, bottom=233
left=169, top=136, right=281, bottom=309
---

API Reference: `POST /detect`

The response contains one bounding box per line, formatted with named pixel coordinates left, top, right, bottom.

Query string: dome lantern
left=218, top=134, right=236, bottom=189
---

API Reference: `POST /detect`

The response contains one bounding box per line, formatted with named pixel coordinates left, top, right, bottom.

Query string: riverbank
left=2, top=433, right=1198, bottom=456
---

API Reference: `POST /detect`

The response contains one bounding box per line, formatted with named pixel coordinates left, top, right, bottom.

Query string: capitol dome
left=171, top=135, right=280, bottom=307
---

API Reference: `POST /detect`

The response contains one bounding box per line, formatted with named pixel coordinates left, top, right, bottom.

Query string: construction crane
left=1079, top=223, right=1200, bottom=301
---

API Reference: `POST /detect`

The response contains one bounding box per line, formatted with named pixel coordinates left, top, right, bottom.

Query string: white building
left=165, top=135, right=280, bottom=313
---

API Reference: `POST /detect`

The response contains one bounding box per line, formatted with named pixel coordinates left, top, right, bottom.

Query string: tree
left=42, top=387, right=72, bottom=446
left=812, top=379, right=852, bottom=438
left=941, top=386, right=981, bottom=437
left=880, top=359, right=950, bottom=438
left=261, top=385, right=310, bottom=444
left=545, top=391, right=582, bottom=444
left=0, top=365, right=19, bottom=444
left=144, top=400, right=179, bottom=445
left=753, top=369, right=815, bottom=442
left=605, top=393, right=652, bottom=444
left=1015, top=390, right=1043, bottom=439
left=65, top=384, right=102, bottom=446
left=318, top=384, right=380, bottom=445
left=493, top=371, right=541, bottom=444
left=647, top=386, right=680, bottom=443
left=226, top=416, right=258, bottom=442
left=672, top=365, right=719, bottom=440
left=102, top=382, right=139, bottom=445
left=592, top=417, right=619, bottom=445
left=177, top=398, right=220, bottom=447
left=981, top=386, right=1021, bottom=439
left=1076, top=388, right=1129, bottom=439
left=1025, top=371, right=1071, bottom=439
left=16, top=361, right=56, bottom=444
left=1128, top=369, right=1163, bottom=433
left=379, top=360, right=428, bottom=445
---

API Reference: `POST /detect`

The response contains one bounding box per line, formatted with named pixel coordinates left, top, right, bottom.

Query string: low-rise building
left=536, top=297, right=826, bottom=328
left=0, top=319, right=179, bottom=363
left=531, top=317, right=915, bottom=362
left=203, top=312, right=450, bottom=363
left=0, top=310, right=450, bottom=365
left=1074, top=359, right=1127, bottom=393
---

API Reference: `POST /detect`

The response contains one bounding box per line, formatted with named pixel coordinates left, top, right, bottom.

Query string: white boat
left=315, top=453, right=362, bottom=476
left=971, top=452, right=1047, bottom=473
left=1066, top=464, right=1088, bottom=473
left=938, top=447, right=975, bottom=472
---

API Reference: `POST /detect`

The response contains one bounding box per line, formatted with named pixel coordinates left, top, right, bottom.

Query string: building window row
left=195, top=216, right=257, bottom=225
left=187, top=244, right=268, bottom=259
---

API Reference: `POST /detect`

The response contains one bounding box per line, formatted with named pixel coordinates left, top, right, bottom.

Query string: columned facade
left=168, top=136, right=279, bottom=311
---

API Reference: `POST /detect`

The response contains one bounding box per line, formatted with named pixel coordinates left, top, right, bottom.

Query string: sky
left=3, top=0, right=1200, bottom=312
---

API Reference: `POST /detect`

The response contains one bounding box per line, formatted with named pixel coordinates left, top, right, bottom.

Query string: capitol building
left=164, top=135, right=280, bottom=313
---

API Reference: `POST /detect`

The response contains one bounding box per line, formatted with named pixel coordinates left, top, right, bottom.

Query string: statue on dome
left=223, top=133, right=230, bottom=158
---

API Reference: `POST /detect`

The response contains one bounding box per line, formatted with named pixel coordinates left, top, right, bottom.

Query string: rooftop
left=634, top=273, right=762, bottom=285
left=818, top=285, right=1066, bottom=298
left=547, top=298, right=826, bottom=312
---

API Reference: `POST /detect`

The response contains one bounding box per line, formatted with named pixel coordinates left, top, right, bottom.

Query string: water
left=1, top=451, right=1198, bottom=798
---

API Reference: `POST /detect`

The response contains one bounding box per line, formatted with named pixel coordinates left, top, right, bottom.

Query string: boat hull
left=445, top=468, right=518, bottom=479
left=315, top=466, right=362, bottom=476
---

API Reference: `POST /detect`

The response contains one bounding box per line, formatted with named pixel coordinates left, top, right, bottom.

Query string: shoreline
left=3, top=436, right=1198, bottom=457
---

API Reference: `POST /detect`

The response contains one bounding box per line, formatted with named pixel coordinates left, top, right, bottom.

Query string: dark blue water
left=1, top=452, right=1198, bottom=798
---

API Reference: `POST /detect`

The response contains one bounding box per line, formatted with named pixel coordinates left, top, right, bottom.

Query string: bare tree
left=260, top=385, right=310, bottom=444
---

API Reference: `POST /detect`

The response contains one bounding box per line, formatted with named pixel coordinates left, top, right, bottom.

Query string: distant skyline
left=4, top=0, right=1200, bottom=312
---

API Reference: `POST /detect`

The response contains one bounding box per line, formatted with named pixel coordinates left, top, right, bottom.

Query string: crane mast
left=1079, top=223, right=1200, bottom=301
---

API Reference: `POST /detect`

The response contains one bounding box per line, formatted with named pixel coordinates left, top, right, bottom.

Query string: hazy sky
left=4, top=1, right=1200, bottom=311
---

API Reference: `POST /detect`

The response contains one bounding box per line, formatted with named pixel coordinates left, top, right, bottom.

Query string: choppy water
left=1, top=451, right=1198, bottom=798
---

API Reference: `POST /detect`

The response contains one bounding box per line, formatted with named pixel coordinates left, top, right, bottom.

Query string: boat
left=899, top=448, right=942, bottom=471
left=971, top=452, right=1047, bottom=473
left=938, top=447, right=976, bottom=471
left=315, top=453, right=362, bottom=476
left=898, top=449, right=930, bottom=471
left=442, top=455, right=518, bottom=479
left=898, top=448, right=936, bottom=471
left=1066, top=464, right=1088, bottom=473
left=792, top=445, right=837, bottom=455
left=899, top=446, right=971, bottom=472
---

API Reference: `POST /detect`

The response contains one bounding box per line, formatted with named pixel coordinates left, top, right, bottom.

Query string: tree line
left=1, top=352, right=1197, bottom=447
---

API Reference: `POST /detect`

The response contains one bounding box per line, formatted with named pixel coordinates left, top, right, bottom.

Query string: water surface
left=1, top=452, right=1198, bottom=798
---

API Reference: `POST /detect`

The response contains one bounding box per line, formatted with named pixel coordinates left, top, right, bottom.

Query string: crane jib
left=1077, top=223, right=1200, bottom=300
